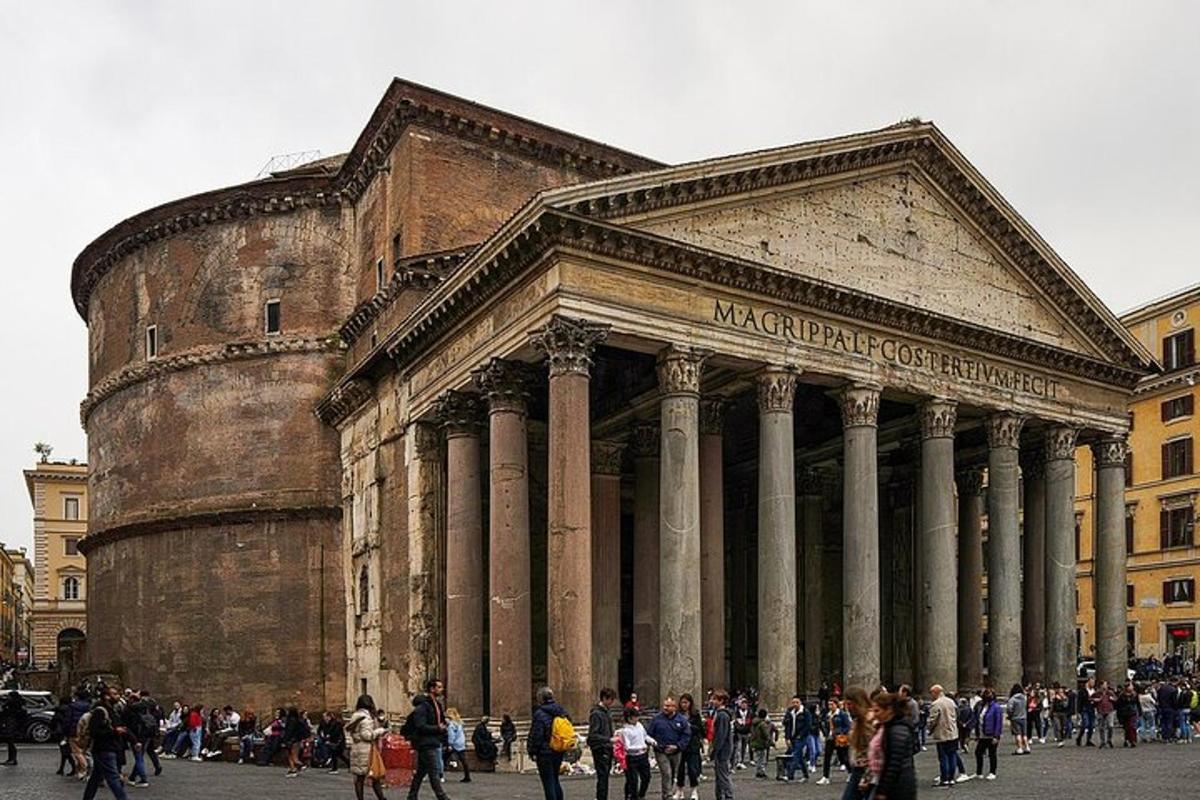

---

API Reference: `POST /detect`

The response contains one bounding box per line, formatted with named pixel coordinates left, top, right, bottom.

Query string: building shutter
left=1162, top=442, right=1171, bottom=479
left=1161, top=509, right=1170, bottom=550
left=1184, top=394, right=1196, bottom=417
left=1163, top=399, right=1171, bottom=422
left=1186, top=438, right=1194, bottom=475
left=1184, top=329, right=1196, bottom=367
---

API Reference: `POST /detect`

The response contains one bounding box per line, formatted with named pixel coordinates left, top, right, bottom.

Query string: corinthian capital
left=984, top=412, right=1025, bottom=450
left=840, top=383, right=881, bottom=428
left=1044, top=425, right=1079, bottom=462
left=757, top=367, right=799, bottom=414
left=528, top=314, right=610, bottom=377
left=630, top=421, right=660, bottom=459
left=1091, top=434, right=1129, bottom=468
left=591, top=440, right=626, bottom=476
left=433, top=390, right=483, bottom=436
left=472, top=358, right=535, bottom=415
left=919, top=398, right=957, bottom=439
left=657, top=345, right=711, bottom=396
left=699, top=397, right=730, bottom=436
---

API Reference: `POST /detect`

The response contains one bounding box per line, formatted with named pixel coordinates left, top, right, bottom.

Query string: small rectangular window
left=1162, top=394, right=1195, bottom=422
left=145, top=325, right=158, bottom=360
left=1161, top=438, right=1194, bottom=480
left=1163, top=329, right=1196, bottom=371
left=65, top=538, right=79, bottom=556
left=1163, top=578, right=1195, bottom=605
left=63, top=497, right=80, bottom=521
left=1126, top=584, right=1135, bottom=608
left=376, top=257, right=385, bottom=292
left=1125, top=513, right=1135, bottom=554
left=265, top=300, right=281, bottom=335
left=1125, top=452, right=1134, bottom=488
left=1160, top=507, right=1195, bottom=549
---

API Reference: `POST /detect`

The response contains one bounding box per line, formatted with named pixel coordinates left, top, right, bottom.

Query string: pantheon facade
left=73, top=80, right=1152, bottom=716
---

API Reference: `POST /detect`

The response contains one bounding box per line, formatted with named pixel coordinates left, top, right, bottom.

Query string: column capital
left=656, top=345, right=712, bottom=396
left=840, top=383, right=881, bottom=428
left=529, top=314, right=609, bottom=377
left=955, top=467, right=985, bottom=496
left=1091, top=434, right=1130, bottom=468
left=984, top=412, right=1025, bottom=449
left=919, top=398, right=958, bottom=439
left=1044, top=425, right=1080, bottom=462
left=434, top=390, right=484, bottom=436
left=630, top=421, right=660, bottom=459
left=472, top=358, right=535, bottom=415
left=699, top=397, right=730, bottom=436
left=590, top=440, right=626, bottom=476
left=757, top=366, right=799, bottom=414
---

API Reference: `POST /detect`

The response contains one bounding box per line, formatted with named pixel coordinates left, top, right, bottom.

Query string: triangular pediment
left=630, top=170, right=1097, bottom=356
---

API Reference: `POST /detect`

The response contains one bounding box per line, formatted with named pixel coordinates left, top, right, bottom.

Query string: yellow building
left=25, top=460, right=88, bottom=667
left=10, top=548, right=35, bottom=666
left=0, top=546, right=13, bottom=661
left=1077, top=283, right=1199, bottom=663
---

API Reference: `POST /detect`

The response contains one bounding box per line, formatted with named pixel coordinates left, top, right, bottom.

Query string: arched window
left=358, top=564, right=370, bottom=614
left=63, top=576, right=80, bottom=600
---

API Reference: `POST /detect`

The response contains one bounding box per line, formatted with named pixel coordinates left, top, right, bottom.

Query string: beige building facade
left=26, top=460, right=88, bottom=667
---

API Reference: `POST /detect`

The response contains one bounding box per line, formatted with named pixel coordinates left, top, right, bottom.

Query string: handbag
left=834, top=733, right=849, bottom=748
left=368, top=741, right=386, bottom=780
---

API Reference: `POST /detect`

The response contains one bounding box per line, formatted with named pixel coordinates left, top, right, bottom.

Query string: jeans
left=786, top=737, right=809, bottom=780
left=259, top=735, right=282, bottom=765
left=624, top=751, right=651, bottom=798
left=591, top=746, right=612, bottom=800
left=130, top=743, right=147, bottom=782
left=83, top=751, right=130, bottom=800
left=713, top=752, right=733, bottom=800
left=1098, top=711, right=1115, bottom=746
left=1160, top=708, right=1177, bottom=741
left=408, top=747, right=449, bottom=800
left=974, top=737, right=997, bottom=776
left=841, top=766, right=865, bottom=800
left=655, top=750, right=681, bottom=798
left=752, top=746, right=769, bottom=777
left=239, top=735, right=256, bottom=761
left=536, top=752, right=564, bottom=800
left=935, top=740, right=957, bottom=784
left=732, top=733, right=748, bottom=765
left=1076, top=708, right=1095, bottom=743
left=186, top=727, right=202, bottom=758
left=675, top=750, right=700, bottom=788
left=805, top=733, right=821, bottom=767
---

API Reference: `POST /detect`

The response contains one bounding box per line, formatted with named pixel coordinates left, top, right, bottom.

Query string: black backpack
left=400, top=709, right=418, bottom=739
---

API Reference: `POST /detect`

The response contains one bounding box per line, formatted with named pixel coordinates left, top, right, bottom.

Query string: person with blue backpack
left=528, top=686, right=570, bottom=800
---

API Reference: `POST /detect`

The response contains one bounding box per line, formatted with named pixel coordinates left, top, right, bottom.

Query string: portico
left=328, top=121, right=1152, bottom=716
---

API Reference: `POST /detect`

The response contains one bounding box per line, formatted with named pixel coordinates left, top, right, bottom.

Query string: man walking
left=81, top=685, right=129, bottom=800
left=1093, top=680, right=1118, bottom=749
left=405, top=678, right=450, bottom=800
left=587, top=688, right=616, bottom=800
left=709, top=690, right=734, bottom=800
left=928, top=685, right=959, bottom=787
left=1076, top=678, right=1096, bottom=746
left=781, top=696, right=809, bottom=783
left=646, top=696, right=690, bottom=800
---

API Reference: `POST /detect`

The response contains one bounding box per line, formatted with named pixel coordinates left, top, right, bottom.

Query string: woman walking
left=840, top=688, right=872, bottom=800
left=868, top=692, right=916, bottom=800
left=346, top=695, right=388, bottom=800
left=818, top=698, right=850, bottom=785
left=446, top=707, right=471, bottom=783
left=281, top=706, right=308, bottom=777
left=675, top=693, right=703, bottom=800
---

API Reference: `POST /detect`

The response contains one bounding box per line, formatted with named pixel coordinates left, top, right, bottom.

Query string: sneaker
left=796, top=777, right=807, bottom=784
left=237, top=759, right=244, bottom=765
left=735, top=763, right=747, bottom=771
left=286, top=770, right=297, bottom=778
left=1040, top=738, right=1046, bottom=744
left=775, top=777, right=789, bottom=783
left=690, top=792, right=699, bottom=800
left=957, top=774, right=973, bottom=783
left=839, top=764, right=847, bottom=771
left=189, top=757, right=202, bottom=762
left=1056, top=741, right=1065, bottom=748
left=329, top=768, right=339, bottom=774
left=986, top=773, right=996, bottom=780
left=817, top=776, right=830, bottom=785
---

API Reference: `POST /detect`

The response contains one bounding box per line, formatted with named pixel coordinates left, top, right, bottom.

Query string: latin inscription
left=713, top=299, right=1060, bottom=400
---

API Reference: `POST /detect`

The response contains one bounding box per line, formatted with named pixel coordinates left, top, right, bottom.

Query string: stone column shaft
left=530, top=315, right=608, bottom=714
left=986, top=413, right=1025, bottom=695
left=919, top=399, right=958, bottom=691
left=631, top=423, right=661, bottom=703
left=1093, top=435, right=1129, bottom=688
left=405, top=420, right=443, bottom=691
left=1044, top=427, right=1079, bottom=688
left=842, top=384, right=881, bottom=691
left=800, top=472, right=825, bottom=692
left=757, top=368, right=798, bottom=710
left=956, top=469, right=985, bottom=690
left=658, top=347, right=708, bottom=699
left=699, top=400, right=727, bottom=694
left=1021, top=454, right=1047, bottom=683
left=591, top=441, right=624, bottom=696
left=474, top=359, right=533, bottom=718
left=436, top=390, right=485, bottom=715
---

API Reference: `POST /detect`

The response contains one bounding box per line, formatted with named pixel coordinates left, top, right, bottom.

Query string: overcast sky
left=1, top=1, right=1197, bottom=557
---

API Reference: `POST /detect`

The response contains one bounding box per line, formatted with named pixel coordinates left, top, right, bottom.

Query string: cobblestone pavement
left=4, top=740, right=1200, bottom=799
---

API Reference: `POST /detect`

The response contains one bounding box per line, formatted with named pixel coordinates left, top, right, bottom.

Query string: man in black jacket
left=710, top=690, right=734, bottom=800
left=782, top=695, right=810, bottom=783
left=587, top=687, right=617, bottom=800
left=405, top=678, right=449, bottom=800
left=83, top=686, right=130, bottom=800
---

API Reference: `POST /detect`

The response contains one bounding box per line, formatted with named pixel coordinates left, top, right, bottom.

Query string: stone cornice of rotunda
left=71, top=78, right=662, bottom=319
left=80, top=334, right=345, bottom=427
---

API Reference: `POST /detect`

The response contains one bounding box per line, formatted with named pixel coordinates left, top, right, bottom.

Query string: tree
left=34, top=442, right=53, bottom=462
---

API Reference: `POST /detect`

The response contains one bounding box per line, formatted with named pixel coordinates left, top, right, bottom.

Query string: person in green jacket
left=750, top=709, right=776, bottom=779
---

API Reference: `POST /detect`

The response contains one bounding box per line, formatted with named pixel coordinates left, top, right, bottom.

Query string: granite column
left=1021, top=451, right=1047, bottom=684
left=757, top=367, right=798, bottom=710
left=799, top=468, right=825, bottom=693
left=986, top=413, right=1025, bottom=695
left=631, top=422, right=661, bottom=704
left=1093, top=435, right=1130, bottom=688
left=919, top=399, right=958, bottom=691
left=530, top=314, right=608, bottom=714
left=841, top=384, right=881, bottom=691
left=699, top=399, right=728, bottom=695
left=1043, top=426, right=1079, bottom=688
left=591, top=441, right=625, bottom=696
left=955, top=468, right=985, bottom=691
